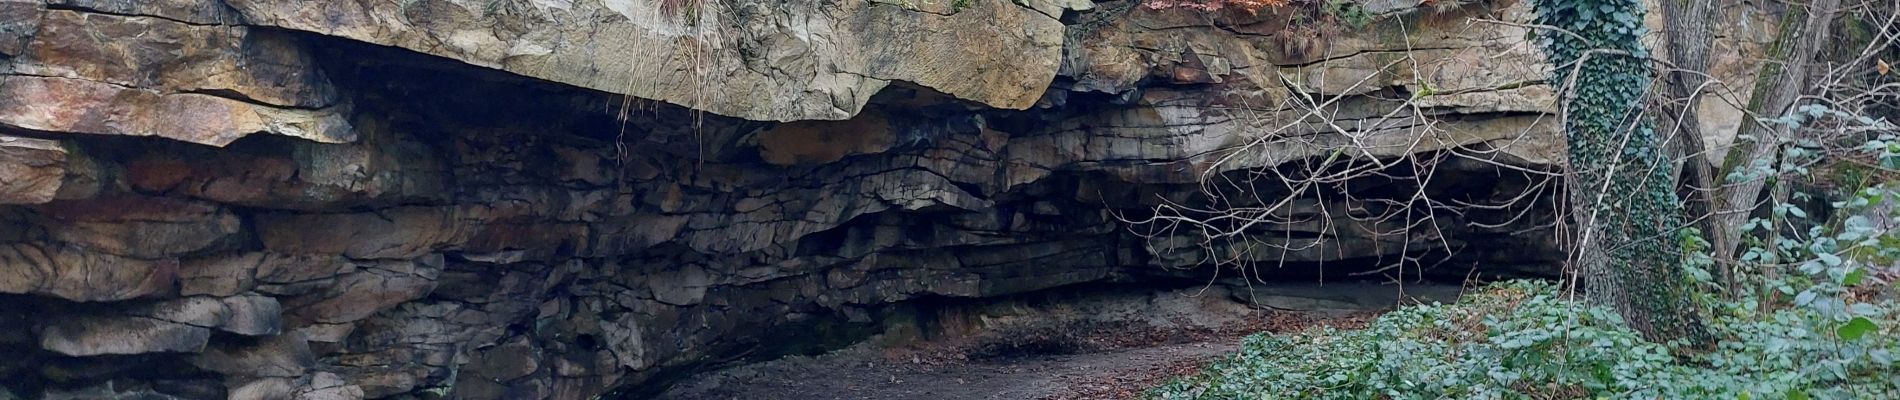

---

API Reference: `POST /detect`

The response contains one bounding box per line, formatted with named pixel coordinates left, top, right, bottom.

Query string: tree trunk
left=1531, top=0, right=1712, bottom=345
left=1656, top=0, right=1729, bottom=289
left=1713, top=0, right=1843, bottom=259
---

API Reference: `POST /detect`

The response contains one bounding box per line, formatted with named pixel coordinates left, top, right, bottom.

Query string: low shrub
left=1150, top=280, right=1899, bottom=399
left=1153, top=107, right=1900, bottom=400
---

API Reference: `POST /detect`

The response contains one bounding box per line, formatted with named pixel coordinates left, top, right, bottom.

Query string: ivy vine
left=1529, top=0, right=1710, bottom=343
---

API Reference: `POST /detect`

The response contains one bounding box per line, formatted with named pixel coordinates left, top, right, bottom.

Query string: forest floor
left=655, top=310, right=1376, bottom=400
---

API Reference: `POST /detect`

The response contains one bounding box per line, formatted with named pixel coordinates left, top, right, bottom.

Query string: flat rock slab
left=0, top=135, right=64, bottom=204
left=223, top=0, right=1063, bottom=121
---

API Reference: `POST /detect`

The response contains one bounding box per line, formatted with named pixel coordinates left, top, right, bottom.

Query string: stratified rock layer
left=0, top=0, right=1778, bottom=399
left=220, top=0, right=1065, bottom=121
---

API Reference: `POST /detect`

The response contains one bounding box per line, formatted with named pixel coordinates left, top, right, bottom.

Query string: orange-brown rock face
left=0, top=135, right=64, bottom=204
left=0, top=0, right=1778, bottom=399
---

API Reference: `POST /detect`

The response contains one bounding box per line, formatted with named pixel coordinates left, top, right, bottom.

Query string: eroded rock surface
left=0, top=0, right=1780, bottom=399
left=0, top=135, right=63, bottom=204
left=222, top=0, right=1064, bottom=121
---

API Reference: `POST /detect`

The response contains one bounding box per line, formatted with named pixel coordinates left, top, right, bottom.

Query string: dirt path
left=655, top=340, right=1232, bottom=400
left=656, top=311, right=1374, bottom=400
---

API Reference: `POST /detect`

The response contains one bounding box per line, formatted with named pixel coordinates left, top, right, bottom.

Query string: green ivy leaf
left=1838, top=317, right=1877, bottom=341
left=1843, top=268, right=1867, bottom=286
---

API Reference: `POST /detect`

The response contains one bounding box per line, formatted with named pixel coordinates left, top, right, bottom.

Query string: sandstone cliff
left=0, top=0, right=1775, bottom=398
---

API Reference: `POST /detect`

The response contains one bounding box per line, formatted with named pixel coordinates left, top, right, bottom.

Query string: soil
left=655, top=311, right=1374, bottom=400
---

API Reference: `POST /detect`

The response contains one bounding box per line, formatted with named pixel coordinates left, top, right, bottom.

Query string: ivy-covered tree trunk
left=1530, top=0, right=1712, bottom=344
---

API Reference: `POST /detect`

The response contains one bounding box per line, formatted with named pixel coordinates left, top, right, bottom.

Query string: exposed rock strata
left=0, top=135, right=63, bottom=204
left=221, top=0, right=1066, bottom=121
left=0, top=0, right=1779, bottom=399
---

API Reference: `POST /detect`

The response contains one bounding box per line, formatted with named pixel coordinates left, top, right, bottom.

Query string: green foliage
left=1323, top=1, right=1372, bottom=29
left=1531, top=0, right=1709, bottom=342
left=1148, top=280, right=1900, bottom=400
left=1154, top=125, right=1900, bottom=398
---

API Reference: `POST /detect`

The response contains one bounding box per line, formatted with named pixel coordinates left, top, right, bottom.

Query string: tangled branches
left=1122, top=5, right=1565, bottom=296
